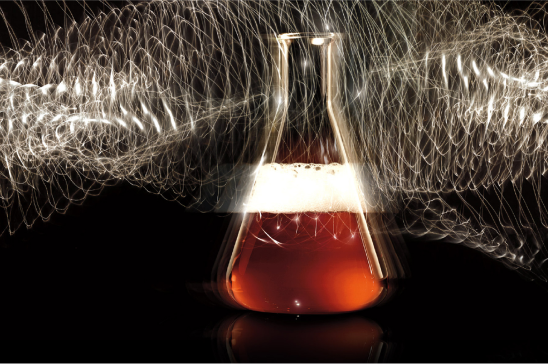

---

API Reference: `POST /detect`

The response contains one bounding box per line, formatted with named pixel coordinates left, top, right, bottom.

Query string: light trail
left=0, top=0, right=546, bottom=280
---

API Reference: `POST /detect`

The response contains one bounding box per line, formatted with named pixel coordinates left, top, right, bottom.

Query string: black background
left=0, top=0, right=547, bottom=362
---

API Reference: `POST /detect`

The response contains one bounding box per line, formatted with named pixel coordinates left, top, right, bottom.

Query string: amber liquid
left=229, top=212, right=383, bottom=314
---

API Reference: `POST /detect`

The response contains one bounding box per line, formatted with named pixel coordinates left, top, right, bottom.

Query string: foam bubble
left=245, top=163, right=365, bottom=213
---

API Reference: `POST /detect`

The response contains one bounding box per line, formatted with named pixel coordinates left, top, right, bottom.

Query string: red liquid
left=229, top=212, right=383, bottom=314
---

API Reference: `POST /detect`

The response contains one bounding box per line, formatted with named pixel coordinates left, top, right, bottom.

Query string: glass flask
left=212, top=32, right=405, bottom=314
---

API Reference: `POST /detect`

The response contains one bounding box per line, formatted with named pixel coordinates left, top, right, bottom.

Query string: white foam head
left=244, top=163, right=366, bottom=213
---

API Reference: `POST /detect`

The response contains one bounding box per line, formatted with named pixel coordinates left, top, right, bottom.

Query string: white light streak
left=163, top=101, right=177, bottom=131
left=110, top=72, right=116, bottom=100
left=115, top=118, right=127, bottom=128
left=92, top=73, right=98, bottom=96
left=75, top=78, right=81, bottom=95
left=56, top=81, right=66, bottom=94
left=442, top=54, right=448, bottom=86
left=472, top=60, right=480, bottom=75
left=151, top=115, right=161, bottom=133
left=131, top=116, right=144, bottom=130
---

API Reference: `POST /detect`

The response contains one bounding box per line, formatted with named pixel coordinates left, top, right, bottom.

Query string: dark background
left=0, top=0, right=547, bottom=362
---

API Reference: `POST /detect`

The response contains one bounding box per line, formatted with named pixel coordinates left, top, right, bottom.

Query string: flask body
left=230, top=211, right=383, bottom=314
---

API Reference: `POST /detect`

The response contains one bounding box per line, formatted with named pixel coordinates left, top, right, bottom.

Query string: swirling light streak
left=0, top=0, right=548, bottom=279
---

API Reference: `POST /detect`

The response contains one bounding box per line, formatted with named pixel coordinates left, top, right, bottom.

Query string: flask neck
left=265, top=33, right=344, bottom=165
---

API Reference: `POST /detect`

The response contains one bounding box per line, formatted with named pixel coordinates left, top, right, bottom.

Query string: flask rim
left=262, top=32, right=344, bottom=43
left=278, top=32, right=336, bottom=40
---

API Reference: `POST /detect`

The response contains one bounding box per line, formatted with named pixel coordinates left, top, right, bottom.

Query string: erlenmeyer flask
left=213, top=33, right=404, bottom=314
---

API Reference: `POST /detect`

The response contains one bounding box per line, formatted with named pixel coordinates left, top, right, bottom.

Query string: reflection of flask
left=213, top=33, right=404, bottom=314
left=213, top=313, right=390, bottom=363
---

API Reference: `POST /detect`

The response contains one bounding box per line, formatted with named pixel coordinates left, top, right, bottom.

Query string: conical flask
left=213, top=33, right=404, bottom=314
